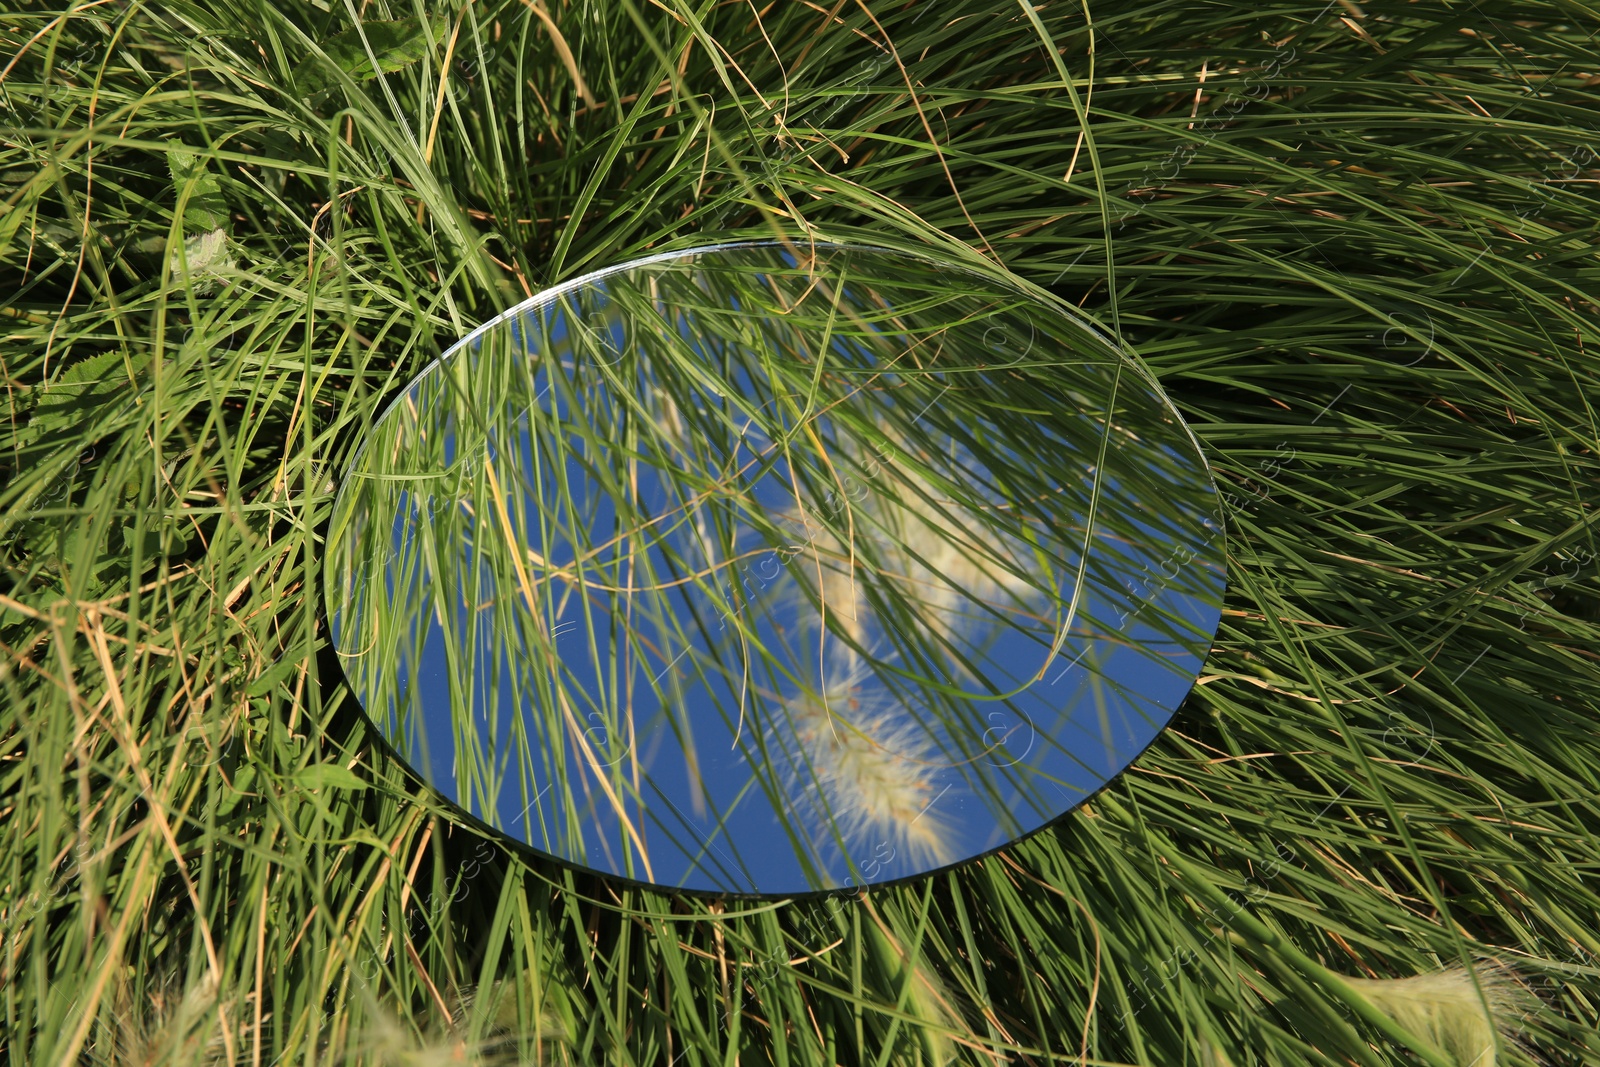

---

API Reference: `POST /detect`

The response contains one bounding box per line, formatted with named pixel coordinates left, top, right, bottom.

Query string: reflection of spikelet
left=779, top=647, right=956, bottom=869
left=778, top=434, right=1042, bottom=649
left=768, top=504, right=869, bottom=648
left=872, top=456, right=1042, bottom=643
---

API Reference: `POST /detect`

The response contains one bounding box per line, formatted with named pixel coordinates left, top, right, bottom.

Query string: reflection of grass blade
left=329, top=243, right=1223, bottom=897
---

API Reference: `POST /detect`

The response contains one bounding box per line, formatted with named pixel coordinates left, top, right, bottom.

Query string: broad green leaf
left=165, top=141, right=229, bottom=233
left=218, top=766, right=259, bottom=818
left=54, top=348, right=137, bottom=389
left=292, top=16, right=448, bottom=98
left=167, top=228, right=234, bottom=287
left=247, top=654, right=304, bottom=698
left=27, top=351, right=147, bottom=439
left=292, top=763, right=366, bottom=792
left=119, top=517, right=191, bottom=560
left=0, top=175, right=45, bottom=261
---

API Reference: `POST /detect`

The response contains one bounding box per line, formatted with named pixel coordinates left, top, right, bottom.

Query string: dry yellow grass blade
left=514, top=0, right=596, bottom=110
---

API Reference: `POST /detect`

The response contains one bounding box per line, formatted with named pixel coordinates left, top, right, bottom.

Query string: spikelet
left=92, top=968, right=232, bottom=1067
left=863, top=916, right=970, bottom=1066
left=337, top=977, right=568, bottom=1067
left=776, top=644, right=957, bottom=870
left=1341, top=962, right=1538, bottom=1067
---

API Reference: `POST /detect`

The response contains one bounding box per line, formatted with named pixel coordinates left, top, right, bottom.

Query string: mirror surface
left=324, top=241, right=1227, bottom=896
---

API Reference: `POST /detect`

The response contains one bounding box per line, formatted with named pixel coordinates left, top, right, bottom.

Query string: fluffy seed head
left=776, top=645, right=957, bottom=870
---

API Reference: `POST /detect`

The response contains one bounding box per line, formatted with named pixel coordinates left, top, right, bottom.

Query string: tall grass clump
left=3, top=0, right=1599, bottom=1064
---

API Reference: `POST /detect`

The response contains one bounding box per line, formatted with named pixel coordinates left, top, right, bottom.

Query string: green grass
left=2, top=0, right=1598, bottom=1064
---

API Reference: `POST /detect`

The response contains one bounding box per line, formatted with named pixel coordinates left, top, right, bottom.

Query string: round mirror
left=323, top=241, right=1227, bottom=896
